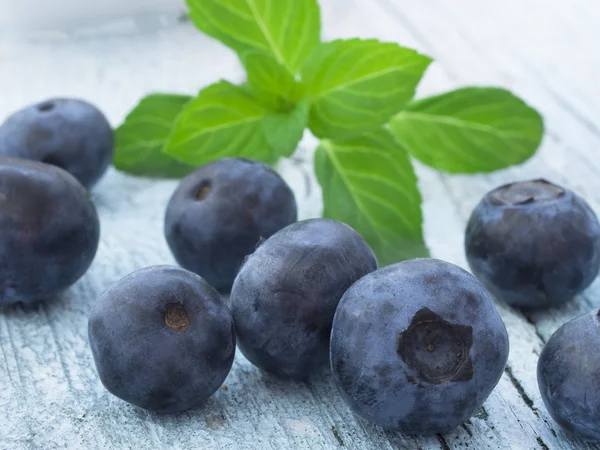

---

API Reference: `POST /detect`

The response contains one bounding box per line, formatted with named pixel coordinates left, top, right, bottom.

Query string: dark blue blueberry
left=88, top=265, right=236, bottom=413
left=330, top=258, right=509, bottom=436
left=538, top=309, right=600, bottom=442
left=229, top=218, right=377, bottom=380
left=0, top=157, right=100, bottom=306
left=465, top=179, right=600, bottom=309
left=0, top=98, right=114, bottom=189
left=164, top=158, right=297, bottom=292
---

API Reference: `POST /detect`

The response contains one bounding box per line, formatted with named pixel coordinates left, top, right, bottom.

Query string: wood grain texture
left=1, top=1, right=600, bottom=448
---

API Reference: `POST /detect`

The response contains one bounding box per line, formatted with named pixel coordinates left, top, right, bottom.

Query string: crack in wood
left=331, top=427, right=344, bottom=447
left=436, top=434, right=451, bottom=450
left=42, top=304, right=75, bottom=392
left=536, top=436, right=550, bottom=450
left=504, top=366, right=536, bottom=413
left=461, top=423, right=473, bottom=437
left=474, top=406, right=489, bottom=421
left=4, top=312, right=25, bottom=386
left=521, top=311, right=547, bottom=344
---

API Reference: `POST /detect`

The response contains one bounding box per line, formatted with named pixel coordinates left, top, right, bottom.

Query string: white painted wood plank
left=1, top=1, right=600, bottom=449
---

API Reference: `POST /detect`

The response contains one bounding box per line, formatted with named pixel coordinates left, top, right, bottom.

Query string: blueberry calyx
left=397, top=307, right=474, bottom=384
left=195, top=181, right=212, bottom=200
left=164, top=303, right=190, bottom=331
left=37, top=102, right=55, bottom=112
left=489, top=179, right=565, bottom=206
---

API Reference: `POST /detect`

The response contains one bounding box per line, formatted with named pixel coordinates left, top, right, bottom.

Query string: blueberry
left=0, top=98, right=114, bottom=188
left=164, top=158, right=297, bottom=292
left=229, top=218, right=377, bottom=380
left=0, top=157, right=100, bottom=306
left=330, top=258, right=509, bottom=435
left=465, top=179, right=600, bottom=309
left=88, top=265, right=235, bottom=413
left=538, top=309, right=600, bottom=441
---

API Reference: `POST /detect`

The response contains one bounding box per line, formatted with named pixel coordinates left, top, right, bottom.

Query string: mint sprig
left=114, top=0, right=545, bottom=266
left=186, top=0, right=321, bottom=74
left=315, top=129, right=428, bottom=266
left=164, top=81, right=276, bottom=165
left=243, top=51, right=305, bottom=105
left=114, top=94, right=195, bottom=178
left=389, top=87, right=544, bottom=173
left=302, top=39, right=432, bottom=139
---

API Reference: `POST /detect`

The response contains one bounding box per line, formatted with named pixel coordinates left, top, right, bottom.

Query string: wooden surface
left=1, top=1, right=600, bottom=449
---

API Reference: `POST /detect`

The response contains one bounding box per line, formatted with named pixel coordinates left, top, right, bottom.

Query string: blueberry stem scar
left=489, top=179, right=564, bottom=206
left=397, top=307, right=473, bottom=384
left=196, top=182, right=212, bottom=200
left=165, top=303, right=190, bottom=331
left=37, top=102, right=55, bottom=112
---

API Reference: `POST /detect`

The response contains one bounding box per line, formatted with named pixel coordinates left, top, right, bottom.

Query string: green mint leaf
left=302, top=39, right=432, bottom=139
left=389, top=87, right=544, bottom=173
left=243, top=50, right=304, bottom=105
left=186, top=0, right=321, bottom=74
left=263, top=99, right=309, bottom=158
left=239, top=82, right=281, bottom=111
left=114, top=94, right=196, bottom=178
left=315, top=128, right=428, bottom=266
left=164, top=81, right=275, bottom=165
